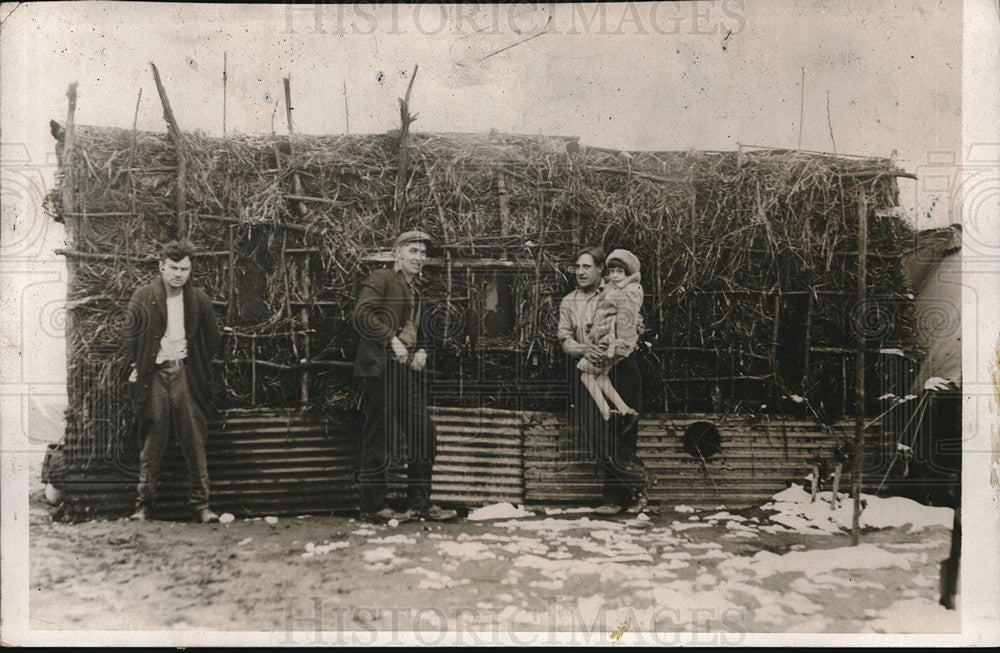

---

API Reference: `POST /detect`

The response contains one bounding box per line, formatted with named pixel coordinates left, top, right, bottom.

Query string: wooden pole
left=797, top=66, right=805, bottom=150
left=851, top=192, right=868, bottom=545
left=222, top=52, right=228, bottom=138
left=150, top=62, right=187, bottom=237
left=227, top=225, right=236, bottom=320
left=62, top=83, right=78, bottom=216
left=497, top=169, right=510, bottom=238
left=343, top=81, right=350, bottom=135
left=282, top=77, right=311, bottom=406
left=393, top=64, right=419, bottom=225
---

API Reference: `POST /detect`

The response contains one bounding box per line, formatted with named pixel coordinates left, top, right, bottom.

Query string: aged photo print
left=2, top=1, right=998, bottom=646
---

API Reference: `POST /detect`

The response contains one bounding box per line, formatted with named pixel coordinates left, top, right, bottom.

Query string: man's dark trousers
left=572, top=354, right=645, bottom=506
left=358, top=359, right=436, bottom=512
left=136, top=361, right=211, bottom=511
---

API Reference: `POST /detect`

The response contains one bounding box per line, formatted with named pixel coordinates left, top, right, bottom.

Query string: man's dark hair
left=575, top=246, right=606, bottom=270
left=158, top=239, right=197, bottom=262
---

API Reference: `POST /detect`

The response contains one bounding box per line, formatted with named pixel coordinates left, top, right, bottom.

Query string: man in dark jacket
left=127, top=239, right=221, bottom=523
left=352, top=230, right=457, bottom=524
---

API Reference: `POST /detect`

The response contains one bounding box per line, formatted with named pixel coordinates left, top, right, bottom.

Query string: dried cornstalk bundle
left=52, top=125, right=915, bottom=474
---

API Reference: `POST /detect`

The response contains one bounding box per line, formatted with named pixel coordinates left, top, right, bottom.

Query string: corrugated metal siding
left=136, top=411, right=357, bottom=520
left=427, top=406, right=524, bottom=505
left=57, top=408, right=885, bottom=519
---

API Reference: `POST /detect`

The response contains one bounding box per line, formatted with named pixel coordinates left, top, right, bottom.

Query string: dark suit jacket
left=352, top=267, right=425, bottom=378
left=126, top=279, right=221, bottom=415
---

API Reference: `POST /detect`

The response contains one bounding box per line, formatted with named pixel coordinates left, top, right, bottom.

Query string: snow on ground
left=466, top=502, right=535, bottom=521
left=301, top=540, right=349, bottom=559
left=862, top=598, right=960, bottom=633
left=718, top=543, right=913, bottom=579
left=762, top=485, right=954, bottom=534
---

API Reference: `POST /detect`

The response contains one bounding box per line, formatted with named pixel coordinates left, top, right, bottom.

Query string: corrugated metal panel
left=57, top=407, right=887, bottom=519
left=386, top=406, right=525, bottom=508
left=523, top=412, right=882, bottom=509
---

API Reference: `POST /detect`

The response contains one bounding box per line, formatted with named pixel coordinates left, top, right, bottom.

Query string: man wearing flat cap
left=352, top=230, right=457, bottom=523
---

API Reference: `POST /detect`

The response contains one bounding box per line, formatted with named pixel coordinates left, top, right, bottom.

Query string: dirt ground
left=28, top=479, right=959, bottom=642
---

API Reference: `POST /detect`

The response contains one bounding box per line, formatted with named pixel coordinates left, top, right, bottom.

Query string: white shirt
left=155, top=292, right=188, bottom=363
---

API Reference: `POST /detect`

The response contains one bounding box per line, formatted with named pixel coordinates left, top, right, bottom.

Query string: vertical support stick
left=803, top=291, right=813, bottom=393
left=685, top=190, right=697, bottom=413
left=227, top=225, right=236, bottom=320
left=300, top=254, right=312, bottom=406
left=62, top=83, right=79, bottom=221
left=657, top=226, right=667, bottom=412
left=810, top=463, right=819, bottom=502
left=150, top=62, right=187, bottom=237
left=497, top=169, right=510, bottom=238
left=852, top=193, right=868, bottom=545
left=770, top=292, right=781, bottom=401
left=444, top=250, right=453, bottom=343
left=251, top=334, right=257, bottom=406
left=222, top=52, right=228, bottom=138
left=797, top=66, right=805, bottom=150
left=128, top=88, right=143, bottom=214
left=343, top=81, right=350, bottom=135
left=393, top=64, right=419, bottom=225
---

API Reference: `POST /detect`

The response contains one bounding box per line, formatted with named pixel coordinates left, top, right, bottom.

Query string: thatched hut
left=47, top=83, right=919, bottom=520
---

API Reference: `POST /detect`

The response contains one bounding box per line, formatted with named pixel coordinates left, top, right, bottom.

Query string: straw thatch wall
left=50, top=124, right=916, bottom=484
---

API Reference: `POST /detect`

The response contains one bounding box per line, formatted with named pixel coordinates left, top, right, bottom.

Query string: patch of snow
left=264, top=516, right=279, bottom=525
left=405, top=567, right=456, bottom=590
left=762, top=488, right=953, bottom=534
left=368, top=534, right=416, bottom=545
left=718, top=543, right=911, bottom=579
left=302, top=541, right=349, bottom=559
left=492, top=516, right=622, bottom=532
left=671, top=521, right=713, bottom=531
left=528, top=579, right=565, bottom=590
left=674, top=505, right=696, bottom=513
left=810, top=569, right=892, bottom=589
left=542, top=507, right=593, bottom=515
left=863, top=598, right=960, bottom=633
left=362, top=546, right=396, bottom=564
left=351, top=528, right=377, bottom=537
left=437, top=540, right=496, bottom=561
left=694, top=573, right=717, bottom=588
left=237, top=537, right=253, bottom=546
left=218, top=513, right=235, bottom=524
left=687, top=541, right=723, bottom=549
left=466, top=502, right=535, bottom=521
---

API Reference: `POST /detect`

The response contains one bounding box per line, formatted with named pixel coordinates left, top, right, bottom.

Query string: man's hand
left=584, top=343, right=607, bottom=365
left=390, top=336, right=410, bottom=363
left=410, top=348, right=427, bottom=372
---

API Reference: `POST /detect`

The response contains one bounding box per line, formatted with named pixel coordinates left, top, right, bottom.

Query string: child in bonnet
left=577, top=248, right=643, bottom=421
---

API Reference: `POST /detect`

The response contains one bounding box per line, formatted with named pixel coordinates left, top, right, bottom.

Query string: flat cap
left=394, top=230, right=433, bottom=249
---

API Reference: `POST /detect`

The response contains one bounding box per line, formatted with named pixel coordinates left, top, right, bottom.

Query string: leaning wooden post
left=393, top=64, right=419, bottom=227
left=851, top=192, right=869, bottom=545
left=497, top=169, right=510, bottom=238
left=222, top=52, right=228, bottom=138
left=283, top=76, right=311, bottom=406
left=150, top=62, right=187, bottom=238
